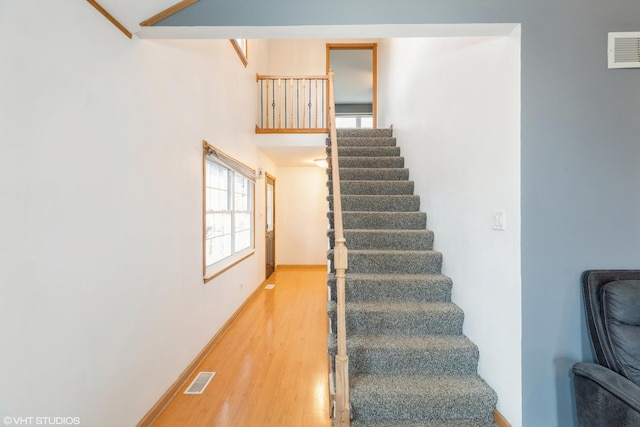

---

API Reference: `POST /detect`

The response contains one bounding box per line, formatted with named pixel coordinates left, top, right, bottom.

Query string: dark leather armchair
left=573, top=270, right=640, bottom=426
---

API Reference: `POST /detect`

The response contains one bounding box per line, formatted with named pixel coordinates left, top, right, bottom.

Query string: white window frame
left=203, top=141, right=255, bottom=282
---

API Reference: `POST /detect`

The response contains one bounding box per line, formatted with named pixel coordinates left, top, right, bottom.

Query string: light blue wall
left=159, top=1, right=640, bottom=426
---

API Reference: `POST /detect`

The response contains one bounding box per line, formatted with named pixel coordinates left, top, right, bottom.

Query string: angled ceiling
left=94, top=0, right=517, bottom=38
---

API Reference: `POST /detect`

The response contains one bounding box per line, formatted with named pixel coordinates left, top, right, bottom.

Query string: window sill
left=204, top=250, right=255, bottom=283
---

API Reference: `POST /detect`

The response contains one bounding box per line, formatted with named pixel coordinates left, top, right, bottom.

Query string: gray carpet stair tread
left=327, top=273, right=452, bottom=302
left=337, top=128, right=393, bottom=137
left=328, top=334, right=480, bottom=374
left=347, top=300, right=463, bottom=315
left=336, top=157, right=405, bottom=168
left=328, top=229, right=434, bottom=250
left=329, top=180, right=415, bottom=195
left=332, top=211, right=428, bottom=230
left=332, top=194, right=421, bottom=212
left=342, top=250, right=443, bottom=275
left=329, top=333, right=478, bottom=353
left=330, top=146, right=402, bottom=157
left=328, top=136, right=397, bottom=146
left=350, top=374, right=497, bottom=421
left=351, top=421, right=497, bottom=427
left=334, top=168, right=410, bottom=180
left=328, top=301, right=464, bottom=335
left=333, top=272, right=452, bottom=283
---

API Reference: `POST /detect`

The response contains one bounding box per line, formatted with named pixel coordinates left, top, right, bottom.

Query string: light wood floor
left=152, top=266, right=332, bottom=427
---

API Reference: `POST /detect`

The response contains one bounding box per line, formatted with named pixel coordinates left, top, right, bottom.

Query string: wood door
left=265, top=174, right=276, bottom=278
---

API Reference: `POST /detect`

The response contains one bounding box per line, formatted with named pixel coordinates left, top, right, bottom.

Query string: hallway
left=152, top=266, right=331, bottom=426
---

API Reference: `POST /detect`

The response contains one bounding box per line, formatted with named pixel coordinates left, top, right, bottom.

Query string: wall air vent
left=184, top=372, right=215, bottom=395
left=608, top=32, right=640, bottom=69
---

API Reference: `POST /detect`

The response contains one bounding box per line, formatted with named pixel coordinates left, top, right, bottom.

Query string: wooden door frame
left=326, top=43, right=378, bottom=128
left=265, top=173, right=276, bottom=278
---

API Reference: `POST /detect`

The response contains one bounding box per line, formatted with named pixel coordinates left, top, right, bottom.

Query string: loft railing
left=255, top=74, right=328, bottom=133
left=328, top=70, right=350, bottom=427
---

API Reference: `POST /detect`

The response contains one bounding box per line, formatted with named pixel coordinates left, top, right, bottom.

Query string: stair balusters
left=255, top=74, right=328, bottom=133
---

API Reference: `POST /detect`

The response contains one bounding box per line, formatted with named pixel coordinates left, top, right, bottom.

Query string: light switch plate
left=492, top=211, right=506, bottom=231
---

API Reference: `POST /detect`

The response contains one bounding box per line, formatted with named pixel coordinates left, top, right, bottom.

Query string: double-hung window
left=203, top=141, right=255, bottom=281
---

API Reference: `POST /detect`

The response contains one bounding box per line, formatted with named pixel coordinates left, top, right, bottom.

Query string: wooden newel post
left=334, top=238, right=350, bottom=426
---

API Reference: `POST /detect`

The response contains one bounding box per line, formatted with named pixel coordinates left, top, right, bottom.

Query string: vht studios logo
left=3, top=417, right=80, bottom=426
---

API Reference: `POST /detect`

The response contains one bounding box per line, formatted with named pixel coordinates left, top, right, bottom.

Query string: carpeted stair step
left=329, top=195, right=420, bottom=212
left=328, top=180, right=414, bottom=195
left=351, top=421, right=496, bottom=427
left=333, top=249, right=442, bottom=274
left=327, top=273, right=452, bottom=303
left=330, top=211, right=427, bottom=230
left=337, top=128, right=393, bottom=138
left=334, top=168, right=409, bottom=181
left=350, top=374, right=497, bottom=422
left=327, top=301, right=463, bottom=335
left=335, top=156, right=405, bottom=169
left=328, top=136, right=397, bottom=147
left=328, top=146, right=401, bottom=157
left=328, top=334, right=480, bottom=375
left=328, top=230, right=434, bottom=250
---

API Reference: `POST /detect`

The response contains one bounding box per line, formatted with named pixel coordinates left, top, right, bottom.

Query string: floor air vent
left=608, top=32, right=640, bottom=69
left=184, top=372, right=215, bottom=395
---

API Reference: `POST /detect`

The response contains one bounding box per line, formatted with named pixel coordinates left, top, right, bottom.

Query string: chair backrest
left=582, top=270, right=640, bottom=386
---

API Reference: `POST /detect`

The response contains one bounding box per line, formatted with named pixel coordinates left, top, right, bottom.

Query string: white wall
left=0, top=2, right=273, bottom=426
left=263, top=39, right=368, bottom=267
left=266, top=38, right=379, bottom=75
left=267, top=39, right=328, bottom=75
left=378, top=30, right=522, bottom=425
left=274, top=167, right=329, bottom=265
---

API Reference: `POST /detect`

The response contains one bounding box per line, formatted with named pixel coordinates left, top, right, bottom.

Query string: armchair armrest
left=573, top=362, right=640, bottom=426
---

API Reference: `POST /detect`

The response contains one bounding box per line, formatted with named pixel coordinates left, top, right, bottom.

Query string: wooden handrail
left=328, top=70, right=350, bottom=426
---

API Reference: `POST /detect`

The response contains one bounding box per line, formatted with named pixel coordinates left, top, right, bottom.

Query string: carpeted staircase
left=326, top=128, right=497, bottom=426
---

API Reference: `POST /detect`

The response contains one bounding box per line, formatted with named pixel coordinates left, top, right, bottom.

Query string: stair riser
left=328, top=181, right=414, bottom=195
left=327, top=277, right=452, bottom=303
left=328, top=230, right=434, bottom=251
left=329, top=195, right=420, bottom=212
left=333, top=168, right=410, bottom=181
left=329, top=212, right=427, bottom=230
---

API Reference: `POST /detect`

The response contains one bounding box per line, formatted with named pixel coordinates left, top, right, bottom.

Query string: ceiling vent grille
left=184, top=372, right=215, bottom=395
left=608, top=32, right=640, bottom=69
